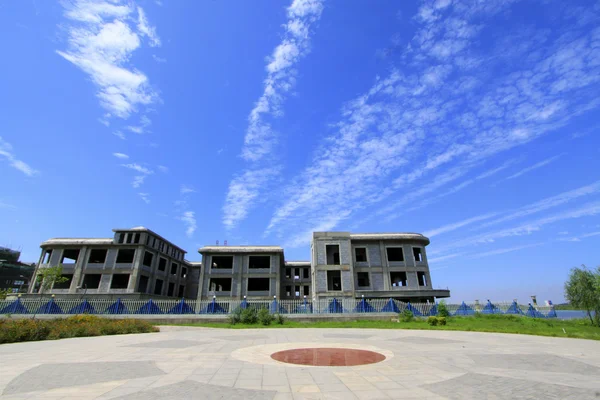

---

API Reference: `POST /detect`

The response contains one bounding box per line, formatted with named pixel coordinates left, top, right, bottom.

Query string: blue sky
left=1, top=0, right=599, bottom=303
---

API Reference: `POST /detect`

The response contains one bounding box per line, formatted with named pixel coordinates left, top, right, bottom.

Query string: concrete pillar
left=379, top=241, right=391, bottom=290
left=68, top=246, right=88, bottom=294
left=29, top=248, right=46, bottom=294
left=127, top=245, right=145, bottom=293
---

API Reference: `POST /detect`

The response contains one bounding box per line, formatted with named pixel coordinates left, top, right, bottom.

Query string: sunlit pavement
left=1, top=326, right=599, bottom=399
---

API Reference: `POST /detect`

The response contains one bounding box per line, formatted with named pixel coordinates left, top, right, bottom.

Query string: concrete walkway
left=1, top=327, right=599, bottom=399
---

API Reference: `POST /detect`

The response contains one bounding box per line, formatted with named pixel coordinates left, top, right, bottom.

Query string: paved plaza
left=1, top=326, right=600, bottom=399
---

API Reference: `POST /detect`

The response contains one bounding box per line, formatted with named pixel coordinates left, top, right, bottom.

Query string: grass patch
left=0, top=315, right=158, bottom=344
left=167, top=314, right=600, bottom=341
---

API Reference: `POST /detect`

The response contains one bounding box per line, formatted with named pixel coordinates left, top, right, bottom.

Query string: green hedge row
left=0, top=315, right=158, bottom=344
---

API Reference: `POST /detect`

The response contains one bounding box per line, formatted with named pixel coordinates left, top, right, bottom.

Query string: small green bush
left=437, top=316, right=447, bottom=326
left=275, top=313, right=286, bottom=325
left=437, top=301, right=449, bottom=318
left=427, top=316, right=438, bottom=326
left=240, top=308, right=258, bottom=324
left=229, top=308, right=242, bottom=325
left=258, top=308, right=274, bottom=326
left=400, top=309, right=414, bottom=322
left=0, top=316, right=157, bottom=344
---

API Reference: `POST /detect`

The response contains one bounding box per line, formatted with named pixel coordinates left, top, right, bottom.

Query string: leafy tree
left=0, top=288, right=10, bottom=300
left=36, top=265, right=69, bottom=294
left=564, top=265, right=600, bottom=326
left=438, top=300, right=450, bottom=317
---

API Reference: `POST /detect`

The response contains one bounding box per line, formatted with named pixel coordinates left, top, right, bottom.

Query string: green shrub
left=400, top=309, right=414, bottom=322
left=229, top=308, right=242, bottom=325
left=258, top=308, right=274, bottom=326
left=427, top=316, right=438, bottom=326
left=437, top=316, right=447, bottom=326
left=437, top=301, right=449, bottom=318
left=240, top=308, right=258, bottom=324
left=0, top=316, right=157, bottom=344
left=275, top=313, right=286, bottom=325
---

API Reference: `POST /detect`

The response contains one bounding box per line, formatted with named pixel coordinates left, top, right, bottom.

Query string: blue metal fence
left=0, top=297, right=557, bottom=318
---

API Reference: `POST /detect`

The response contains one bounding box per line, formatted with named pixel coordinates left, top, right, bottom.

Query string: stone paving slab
left=1, top=328, right=600, bottom=399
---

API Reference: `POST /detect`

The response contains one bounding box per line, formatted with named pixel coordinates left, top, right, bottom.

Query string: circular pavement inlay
left=271, top=348, right=386, bottom=366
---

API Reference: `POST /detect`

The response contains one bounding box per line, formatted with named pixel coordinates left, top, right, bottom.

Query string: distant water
left=555, top=310, right=596, bottom=320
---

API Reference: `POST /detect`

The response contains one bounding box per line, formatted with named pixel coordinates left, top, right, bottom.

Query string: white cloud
left=57, top=1, right=159, bottom=119
left=112, top=152, right=129, bottom=159
left=222, top=0, right=324, bottom=229
left=157, top=165, right=168, bottom=173
left=121, top=163, right=153, bottom=175
left=469, top=243, right=545, bottom=259
left=423, top=212, right=498, bottom=238
left=179, top=211, right=197, bottom=237
left=223, top=168, right=280, bottom=229
left=132, top=176, right=145, bottom=188
left=0, top=137, right=38, bottom=177
left=180, top=184, right=196, bottom=195
left=503, top=154, right=563, bottom=181
left=152, top=54, right=166, bottom=63
left=126, top=125, right=144, bottom=134
left=264, top=1, right=600, bottom=240
left=0, top=200, right=17, bottom=209
left=113, top=130, right=126, bottom=140
left=558, top=231, right=600, bottom=242
left=138, top=192, right=150, bottom=203
left=136, top=6, right=161, bottom=47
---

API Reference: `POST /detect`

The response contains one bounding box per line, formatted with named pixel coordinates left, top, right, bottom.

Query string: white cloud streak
left=424, top=212, right=498, bottom=238
left=57, top=1, right=160, bottom=119
left=222, top=0, right=324, bottom=229
left=138, top=192, right=150, bottom=203
left=179, top=211, right=197, bottom=237
left=0, top=137, right=38, bottom=177
left=502, top=154, right=563, bottom=181
left=264, top=1, right=600, bottom=246
left=180, top=184, right=196, bottom=195
left=112, top=152, right=129, bottom=159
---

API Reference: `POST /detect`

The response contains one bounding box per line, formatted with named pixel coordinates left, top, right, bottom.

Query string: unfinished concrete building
left=29, top=227, right=200, bottom=298
left=197, top=246, right=283, bottom=300
left=310, top=232, right=449, bottom=302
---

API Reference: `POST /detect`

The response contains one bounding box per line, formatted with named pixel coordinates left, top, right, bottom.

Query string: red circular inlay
left=270, top=348, right=386, bottom=366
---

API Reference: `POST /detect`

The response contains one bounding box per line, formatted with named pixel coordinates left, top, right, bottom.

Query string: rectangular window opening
left=126, top=234, right=133, bottom=244
left=326, top=245, right=340, bottom=265
left=143, top=251, right=153, bottom=267
left=295, top=285, right=300, bottom=297
left=181, top=267, right=187, bottom=278
left=303, top=268, right=309, bottom=279
left=178, top=285, right=185, bottom=297
left=61, top=249, right=80, bottom=264
left=88, top=249, right=107, bottom=264
left=154, top=279, right=163, bottom=295
left=53, top=274, right=73, bottom=289
left=82, top=274, right=102, bottom=289
left=210, top=278, right=232, bottom=291
left=357, top=272, right=370, bottom=287
left=327, top=270, right=342, bottom=291
left=390, top=271, right=408, bottom=287
left=303, top=285, right=309, bottom=296
left=355, top=248, right=367, bottom=263
left=285, top=285, right=291, bottom=296
left=116, top=249, right=135, bottom=263
left=285, top=268, right=291, bottom=279
left=413, top=248, right=423, bottom=262
left=417, top=271, right=427, bottom=286
left=248, top=278, right=270, bottom=291
left=167, top=282, right=175, bottom=296
left=211, top=256, right=233, bottom=269
left=158, top=258, right=167, bottom=271
left=386, top=247, right=404, bottom=262
left=138, top=275, right=149, bottom=293
left=42, top=250, right=52, bottom=264
left=294, top=268, right=300, bottom=279
left=117, top=233, right=125, bottom=244
left=248, top=255, right=270, bottom=269
left=171, top=262, right=178, bottom=275
left=110, top=274, right=129, bottom=289
left=133, top=233, right=140, bottom=244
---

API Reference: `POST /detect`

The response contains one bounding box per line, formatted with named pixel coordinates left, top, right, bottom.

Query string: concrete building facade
left=29, top=227, right=200, bottom=299
left=28, top=228, right=449, bottom=302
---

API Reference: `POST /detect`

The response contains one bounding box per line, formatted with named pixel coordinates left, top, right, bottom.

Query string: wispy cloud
left=469, top=243, right=545, bottom=259
left=424, top=212, right=498, bottom=238
left=0, top=137, right=38, bottom=177
left=112, top=152, right=129, bottom=159
left=138, top=192, right=150, bottom=203
left=558, top=231, right=600, bottom=242
left=223, top=168, right=280, bottom=229
left=113, top=131, right=126, bottom=140
left=126, top=115, right=151, bottom=134
left=264, top=0, right=600, bottom=246
left=121, top=163, right=153, bottom=188
left=57, top=1, right=159, bottom=119
left=0, top=200, right=17, bottom=209
left=180, top=184, right=196, bottom=195
left=222, top=0, right=324, bottom=229
left=157, top=165, right=168, bottom=173
left=179, top=211, right=197, bottom=237
left=152, top=54, right=166, bottom=63
left=502, top=154, right=563, bottom=181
